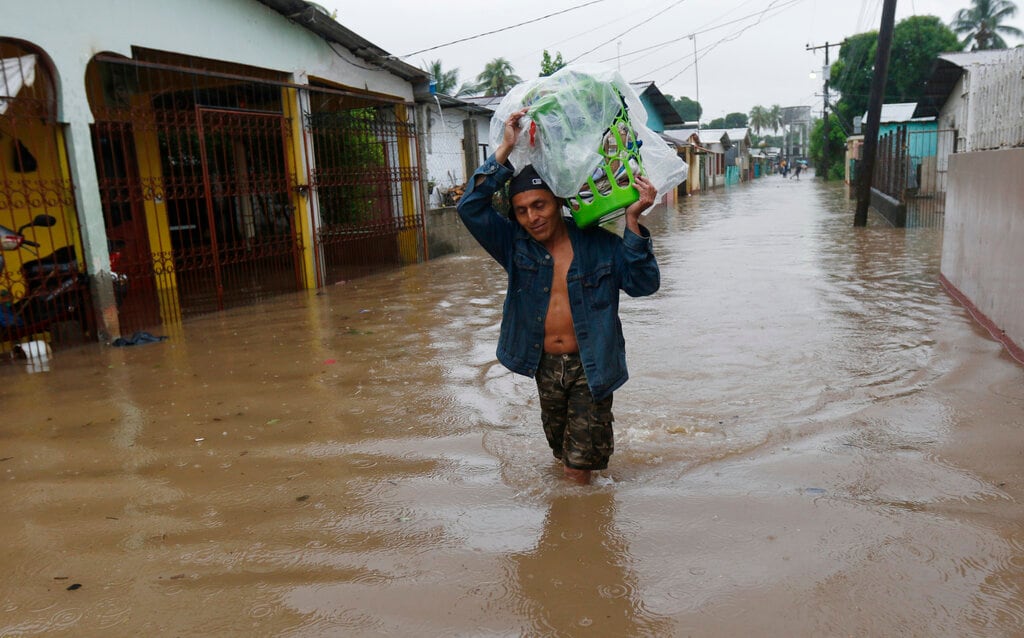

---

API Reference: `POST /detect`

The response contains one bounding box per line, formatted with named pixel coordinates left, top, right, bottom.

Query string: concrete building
left=1, top=0, right=430, bottom=347
left=914, top=48, right=1024, bottom=363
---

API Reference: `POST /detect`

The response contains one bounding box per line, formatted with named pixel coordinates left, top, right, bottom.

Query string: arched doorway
left=1, top=39, right=90, bottom=351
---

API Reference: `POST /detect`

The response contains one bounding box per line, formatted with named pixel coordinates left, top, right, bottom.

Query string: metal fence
left=872, top=126, right=956, bottom=228
left=89, top=52, right=307, bottom=332
left=422, top=106, right=469, bottom=207
left=86, top=50, right=421, bottom=335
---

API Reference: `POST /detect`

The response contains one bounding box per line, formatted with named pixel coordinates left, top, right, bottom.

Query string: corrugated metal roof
left=698, top=129, right=732, bottom=147
left=913, top=49, right=1018, bottom=118
left=255, top=0, right=430, bottom=91
left=863, top=102, right=934, bottom=124
left=726, top=128, right=750, bottom=141
left=458, top=95, right=504, bottom=109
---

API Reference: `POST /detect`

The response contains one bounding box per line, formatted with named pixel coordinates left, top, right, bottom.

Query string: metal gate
left=872, top=126, right=956, bottom=229
left=181, top=107, right=301, bottom=313
left=89, top=53, right=306, bottom=330
left=905, top=128, right=955, bottom=228
left=304, top=98, right=424, bottom=285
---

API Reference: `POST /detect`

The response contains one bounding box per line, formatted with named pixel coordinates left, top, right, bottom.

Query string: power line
left=565, top=0, right=689, bottom=65
left=596, top=0, right=802, bottom=68
left=658, top=0, right=804, bottom=85
left=397, top=0, right=609, bottom=58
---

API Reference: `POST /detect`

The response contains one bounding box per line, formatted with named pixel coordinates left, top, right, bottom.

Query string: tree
left=705, top=117, right=727, bottom=129
left=830, top=31, right=881, bottom=124
left=951, top=0, right=1023, bottom=49
left=888, top=16, right=961, bottom=100
left=539, top=50, right=566, bottom=77
left=809, top=113, right=847, bottom=180
left=768, top=104, right=784, bottom=133
left=724, top=112, right=749, bottom=128
left=664, top=94, right=702, bottom=121
left=427, top=60, right=460, bottom=95
left=749, top=105, right=770, bottom=136
left=473, top=57, right=523, bottom=97
left=831, top=17, right=960, bottom=125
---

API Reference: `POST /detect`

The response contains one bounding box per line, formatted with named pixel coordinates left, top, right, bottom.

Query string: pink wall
left=941, top=148, right=1024, bottom=364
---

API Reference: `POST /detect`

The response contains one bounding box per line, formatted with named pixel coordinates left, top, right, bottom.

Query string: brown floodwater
left=2, top=175, right=1023, bottom=637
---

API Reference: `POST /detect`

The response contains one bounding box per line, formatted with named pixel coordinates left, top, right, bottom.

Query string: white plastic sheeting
left=489, top=64, right=686, bottom=202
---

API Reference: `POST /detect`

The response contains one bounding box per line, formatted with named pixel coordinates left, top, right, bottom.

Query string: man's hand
left=495, top=107, right=529, bottom=166
left=624, top=174, right=656, bottom=236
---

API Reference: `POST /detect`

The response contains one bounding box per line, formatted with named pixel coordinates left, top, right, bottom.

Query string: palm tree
left=473, top=58, right=523, bottom=97
left=749, top=105, right=770, bottom=136
left=427, top=60, right=460, bottom=95
left=768, top=104, right=784, bottom=133
left=950, top=0, right=1023, bottom=49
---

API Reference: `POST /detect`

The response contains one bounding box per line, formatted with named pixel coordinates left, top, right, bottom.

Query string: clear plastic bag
left=490, top=64, right=687, bottom=205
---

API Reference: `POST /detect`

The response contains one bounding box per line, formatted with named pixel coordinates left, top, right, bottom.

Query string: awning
left=0, top=55, right=37, bottom=115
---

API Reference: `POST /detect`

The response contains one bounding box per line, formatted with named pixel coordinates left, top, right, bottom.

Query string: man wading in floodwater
left=457, top=107, right=660, bottom=485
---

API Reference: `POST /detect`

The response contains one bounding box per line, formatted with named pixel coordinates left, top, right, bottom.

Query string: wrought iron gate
left=89, top=53, right=306, bottom=331
left=304, top=98, right=424, bottom=285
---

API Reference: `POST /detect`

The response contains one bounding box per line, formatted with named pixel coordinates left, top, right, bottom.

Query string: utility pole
left=806, top=40, right=845, bottom=180
left=855, top=0, right=898, bottom=226
left=690, top=34, right=700, bottom=128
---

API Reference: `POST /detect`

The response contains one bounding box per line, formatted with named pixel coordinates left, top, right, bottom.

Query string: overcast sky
left=322, top=0, right=1024, bottom=121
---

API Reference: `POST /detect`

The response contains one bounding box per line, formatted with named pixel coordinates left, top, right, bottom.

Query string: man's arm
left=619, top=173, right=660, bottom=297
left=623, top=173, right=656, bottom=237
left=457, top=108, right=531, bottom=265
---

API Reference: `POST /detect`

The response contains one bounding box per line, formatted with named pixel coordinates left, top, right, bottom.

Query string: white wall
left=9, top=0, right=414, bottom=123
left=942, top=148, right=1024, bottom=357
left=5, top=0, right=419, bottom=333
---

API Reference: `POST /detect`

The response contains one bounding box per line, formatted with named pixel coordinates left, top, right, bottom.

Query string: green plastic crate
left=568, top=105, right=643, bottom=228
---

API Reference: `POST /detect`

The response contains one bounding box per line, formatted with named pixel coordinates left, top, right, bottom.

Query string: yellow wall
left=0, top=119, right=80, bottom=298
left=282, top=87, right=317, bottom=289
left=394, top=104, right=422, bottom=264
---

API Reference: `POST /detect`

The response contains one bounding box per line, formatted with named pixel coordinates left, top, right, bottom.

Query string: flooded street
left=3, top=175, right=1023, bottom=636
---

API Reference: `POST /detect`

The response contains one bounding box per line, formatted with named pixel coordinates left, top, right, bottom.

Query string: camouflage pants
left=535, top=352, right=614, bottom=470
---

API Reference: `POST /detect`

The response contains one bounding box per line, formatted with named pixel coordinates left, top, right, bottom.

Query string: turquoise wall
left=638, top=95, right=665, bottom=133
left=879, top=121, right=937, bottom=158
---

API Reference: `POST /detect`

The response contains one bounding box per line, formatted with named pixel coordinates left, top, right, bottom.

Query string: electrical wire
left=397, top=0, right=609, bottom=58
left=595, top=0, right=803, bottom=68
left=647, top=0, right=804, bottom=85
left=564, top=0, right=689, bottom=64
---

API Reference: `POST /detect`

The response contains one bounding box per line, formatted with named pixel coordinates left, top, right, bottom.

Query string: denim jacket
left=457, top=155, right=660, bottom=401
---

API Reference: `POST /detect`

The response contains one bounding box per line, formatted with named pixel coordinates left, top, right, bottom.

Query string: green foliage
left=309, top=109, right=387, bottom=226
left=427, top=60, right=460, bottom=95
left=749, top=105, right=770, bottom=135
left=664, top=94, right=702, bottom=121
left=832, top=17, right=960, bottom=124
left=473, top=58, right=523, bottom=97
left=752, top=134, right=783, bottom=148
left=809, top=113, right=847, bottom=180
left=888, top=16, right=961, bottom=98
left=950, top=0, right=1023, bottom=49
left=724, top=112, right=748, bottom=128
left=830, top=31, right=880, bottom=123
left=768, top=104, right=784, bottom=132
left=539, top=50, right=566, bottom=77
left=703, top=112, right=748, bottom=130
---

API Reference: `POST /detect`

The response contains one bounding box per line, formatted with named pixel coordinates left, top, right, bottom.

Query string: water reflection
left=509, top=491, right=672, bottom=636
left=1, top=178, right=1023, bottom=636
